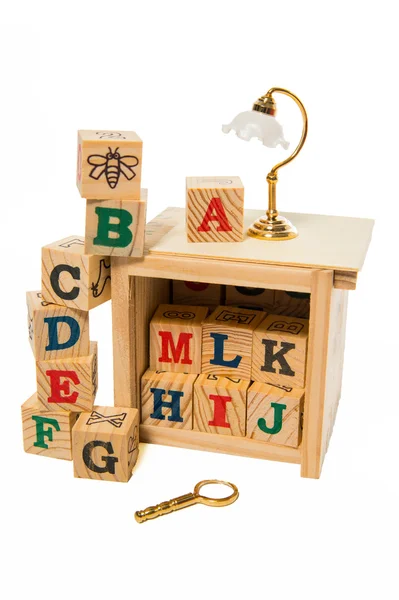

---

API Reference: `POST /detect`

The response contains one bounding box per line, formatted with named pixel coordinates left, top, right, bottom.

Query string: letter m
left=158, top=331, right=193, bottom=365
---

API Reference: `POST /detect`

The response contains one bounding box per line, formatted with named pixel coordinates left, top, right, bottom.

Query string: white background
left=2, top=2, right=398, bottom=599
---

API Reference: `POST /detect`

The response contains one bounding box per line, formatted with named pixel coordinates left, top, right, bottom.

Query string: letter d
left=44, top=316, right=80, bottom=351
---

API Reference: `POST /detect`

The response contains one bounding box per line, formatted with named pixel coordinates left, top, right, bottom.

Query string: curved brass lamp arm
left=266, top=87, right=308, bottom=176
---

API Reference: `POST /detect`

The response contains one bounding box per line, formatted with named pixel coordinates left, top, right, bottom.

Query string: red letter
left=197, top=197, right=232, bottom=232
left=158, top=332, right=193, bottom=365
left=46, top=370, right=80, bottom=404
left=208, top=394, right=232, bottom=428
left=184, top=281, right=209, bottom=291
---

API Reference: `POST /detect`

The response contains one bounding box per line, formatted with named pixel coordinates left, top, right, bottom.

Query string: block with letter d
left=27, top=291, right=90, bottom=361
left=186, top=176, right=244, bottom=242
left=85, top=191, right=147, bottom=257
left=252, top=314, right=309, bottom=388
left=150, top=304, right=208, bottom=373
left=193, top=374, right=250, bottom=437
left=202, top=306, right=265, bottom=380
left=72, top=406, right=139, bottom=482
left=41, top=235, right=111, bottom=311
left=141, top=370, right=197, bottom=429
left=21, top=393, right=78, bottom=460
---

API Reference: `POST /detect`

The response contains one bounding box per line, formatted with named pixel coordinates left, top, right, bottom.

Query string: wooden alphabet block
left=252, top=314, right=309, bottom=388
left=226, top=285, right=274, bottom=311
left=202, top=306, right=265, bottom=379
left=272, top=291, right=310, bottom=319
left=193, top=374, right=250, bottom=437
left=72, top=405, right=139, bottom=482
left=85, top=193, right=147, bottom=257
left=77, top=130, right=142, bottom=200
left=27, top=291, right=90, bottom=361
left=21, top=393, right=78, bottom=460
left=150, top=304, right=208, bottom=373
left=141, top=370, right=197, bottom=429
left=36, top=342, right=98, bottom=412
left=173, top=280, right=223, bottom=309
left=247, top=381, right=304, bottom=447
left=186, top=176, right=244, bottom=242
left=42, top=236, right=111, bottom=310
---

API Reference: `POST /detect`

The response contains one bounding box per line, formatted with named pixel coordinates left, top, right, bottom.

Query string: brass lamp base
left=247, top=214, right=298, bottom=241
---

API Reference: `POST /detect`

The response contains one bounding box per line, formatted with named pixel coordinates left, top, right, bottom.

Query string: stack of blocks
left=22, top=129, right=146, bottom=482
left=142, top=303, right=309, bottom=448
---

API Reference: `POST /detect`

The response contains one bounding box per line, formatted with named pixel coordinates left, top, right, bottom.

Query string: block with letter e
left=85, top=191, right=147, bottom=257
left=141, top=370, right=197, bottom=429
left=41, top=235, right=111, bottom=311
left=247, top=381, right=304, bottom=447
left=26, top=290, right=89, bottom=361
left=77, top=130, right=142, bottom=200
left=150, top=304, right=208, bottom=373
left=193, top=374, right=250, bottom=437
left=186, top=176, right=244, bottom=242
left=21, top=393, right=78, bottom=460
left=72, top=406, right=139, bottom=482
left=202, top=306, right=265, bottom=379
left=252, top=314, right=309, bottom=388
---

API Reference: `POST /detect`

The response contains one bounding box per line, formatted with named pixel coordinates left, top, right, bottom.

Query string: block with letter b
left=27, top=291, right=90, bottom=361
left=42, top=236, right=111, bottom=311
left=252, top=314, right=309, bottom=388
left=150, top=304, right=208, bottom=373
left=77, top=130, right=142, bottom=200
left=247, top=381, right=304, bottom=447
left=85, top=192, right=147, bottom=257
left=36, top=342, right=98, bottom=412
left=202, top=306, right=265, bottom=379
left=21, top=394, right=78, bottom=460
left=186, top=176, right=244, bottom=242
left=193, top=374, right=250, bottom=437
left=72, top=406, right=139, bottom=482
left=141, top=370, right=197, bottom=429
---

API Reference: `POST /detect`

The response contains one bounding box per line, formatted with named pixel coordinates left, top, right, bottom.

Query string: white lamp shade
left=222, top=110, right=289, bottom=150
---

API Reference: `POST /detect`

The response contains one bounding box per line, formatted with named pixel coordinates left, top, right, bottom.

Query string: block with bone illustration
left=77, top=130, right=142, bottom=200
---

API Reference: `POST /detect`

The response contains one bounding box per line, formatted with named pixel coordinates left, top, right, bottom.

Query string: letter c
left=50, top=264, right=80, bottom=300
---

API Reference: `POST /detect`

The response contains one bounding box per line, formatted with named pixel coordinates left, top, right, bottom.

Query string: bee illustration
left=87, top=147, right=139, bottom=189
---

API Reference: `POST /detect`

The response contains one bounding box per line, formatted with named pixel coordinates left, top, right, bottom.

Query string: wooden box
left=111, top=207, right=373, bottom=478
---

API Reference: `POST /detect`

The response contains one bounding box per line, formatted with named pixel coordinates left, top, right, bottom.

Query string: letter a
left=197, top=197, right=232, bottom=232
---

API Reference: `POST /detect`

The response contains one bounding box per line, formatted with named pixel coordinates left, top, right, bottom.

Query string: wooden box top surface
left=145, top=207, right=374, bottom=273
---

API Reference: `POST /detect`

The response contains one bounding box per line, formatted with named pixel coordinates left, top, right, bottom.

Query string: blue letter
left=209, top=333, right=242, bottom=368
left=150, top=388, right=184, bottom=422
left=44, top=316, right=80, bottom=351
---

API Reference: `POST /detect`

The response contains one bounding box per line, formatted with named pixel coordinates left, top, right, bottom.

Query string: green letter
left=257, top=402, right=287, bottom=435
left=32, top=415, right=61, bottom=449
left=94, top=207, right=133, bottom=247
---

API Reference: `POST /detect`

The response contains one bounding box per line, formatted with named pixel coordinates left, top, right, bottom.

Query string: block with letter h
left=186, top=177, right=244, bottom=242
left=150, top=304, right=208, bottom=373
left=202, top=306, right=265, bottom=380
left=141, top=370, right=197, bottom=429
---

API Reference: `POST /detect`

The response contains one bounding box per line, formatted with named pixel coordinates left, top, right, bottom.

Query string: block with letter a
left=150, top=304, right=208, bottom=373
left=186, top=176, right=244, bottom=242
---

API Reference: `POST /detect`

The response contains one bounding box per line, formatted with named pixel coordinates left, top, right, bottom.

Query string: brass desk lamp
left=222, top=87, right=308, bottom=241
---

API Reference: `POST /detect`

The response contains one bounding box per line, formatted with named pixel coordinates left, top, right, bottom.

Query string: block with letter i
left=41, top=236, right=111, bottom=311
left=36, top=342, right=98, bottom=412
left=202, top=305, right=265, bottom=379
left=72, top=406, right=139, bottom=482
left=141, top=370, right=197, bottom=429
left=85, top=191, right=147, bottom=257
left=21, top=394, right=78, bottom=460
left=193, top=374, right=250, bottom=437
left=77, top=130, right=143, bottom=200
left=186, top=176, right=244, bottom=242
left=252, top=314, right=309, bottom=388
left=247, top=382, right=304, bottom=447
left=150, top=304, right=208, bottom=373
left=27, top=290, right=90, bottom=361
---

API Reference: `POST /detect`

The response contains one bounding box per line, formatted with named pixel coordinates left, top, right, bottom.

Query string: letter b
left=94, top=207, right=133, bottom=247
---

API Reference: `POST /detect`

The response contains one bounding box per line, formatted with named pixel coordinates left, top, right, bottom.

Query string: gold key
left=134, top=479, right=239, bottom=523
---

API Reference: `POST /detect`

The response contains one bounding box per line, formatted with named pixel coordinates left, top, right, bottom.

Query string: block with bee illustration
left=27, top=290, right=90, bottom=361
left=36, top=342, right=98, bottom=412
left=85, top=191, right=147, bottom=257
left=252, top=314, right=309, bottom=388
left=77, top=130, right=143, bottom=200
left=41, top=235, right=111, bottom=311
